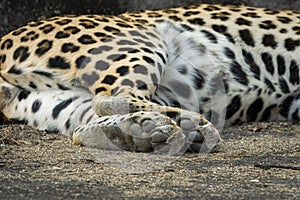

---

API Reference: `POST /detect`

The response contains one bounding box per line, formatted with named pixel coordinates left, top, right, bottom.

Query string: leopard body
left=0, top=4, right=299, bottom=152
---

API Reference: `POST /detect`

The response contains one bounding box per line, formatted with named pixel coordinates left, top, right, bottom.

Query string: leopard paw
left=73, top=111, right=186, bottom=154
left=177, top=111, right=222, bottom=153
left=0, top=83, right=20, bottom=110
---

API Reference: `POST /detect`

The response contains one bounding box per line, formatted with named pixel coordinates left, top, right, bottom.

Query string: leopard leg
left=0, top=82, right=205, bottom=154
left=0, top=82, right=97, bottom=136
left=87, top=25, right=223, bottom=153
left=91, top=94, right=221, bottom=153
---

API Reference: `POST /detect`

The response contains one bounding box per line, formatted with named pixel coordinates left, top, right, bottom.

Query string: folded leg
left=0, top=82, right=96, bottom=136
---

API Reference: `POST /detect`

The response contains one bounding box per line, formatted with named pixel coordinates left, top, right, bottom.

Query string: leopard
left=0, top=4, right=300, bottom=154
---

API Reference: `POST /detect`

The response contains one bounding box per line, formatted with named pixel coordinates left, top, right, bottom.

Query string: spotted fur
left=0, top=4, right=300, bottom=153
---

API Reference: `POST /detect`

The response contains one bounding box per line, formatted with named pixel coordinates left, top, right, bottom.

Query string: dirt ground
left=0, top=122, right=299, bottom=199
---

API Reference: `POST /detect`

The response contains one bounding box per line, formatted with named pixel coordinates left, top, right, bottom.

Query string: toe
left=150, top=130, right=169, bottom=143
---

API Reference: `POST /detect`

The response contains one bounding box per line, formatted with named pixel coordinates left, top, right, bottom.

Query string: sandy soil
left=0, top=122, right=299, bottom=199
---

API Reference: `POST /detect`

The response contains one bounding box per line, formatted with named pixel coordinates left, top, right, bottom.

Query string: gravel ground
left=0, top=122, right=299, bottom=199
